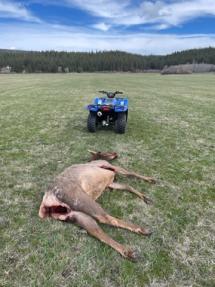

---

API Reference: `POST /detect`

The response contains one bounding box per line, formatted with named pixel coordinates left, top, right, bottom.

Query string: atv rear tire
left=115, top=112, right=127, bottom=134
left=87, top=112, right=97, bottom=132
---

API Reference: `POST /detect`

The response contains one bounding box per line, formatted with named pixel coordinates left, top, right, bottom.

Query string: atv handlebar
left=98, top=90, right=123, bottom=98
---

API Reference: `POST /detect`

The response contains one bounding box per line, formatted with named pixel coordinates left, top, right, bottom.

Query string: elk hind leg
left=67, top=211, right=138, bottom=260
left=56, top=187, right=151, bottom=236
left=109, top=182, right=152, bottom=204
left=94, top=212, right=152, bottom=236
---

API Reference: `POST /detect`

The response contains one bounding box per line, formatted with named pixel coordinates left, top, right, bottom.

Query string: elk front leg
left=108, top=182, right=152, bottom=204
left=112, top=165, right=156, bottom=183
left=67, top=211, right=138, bottom=261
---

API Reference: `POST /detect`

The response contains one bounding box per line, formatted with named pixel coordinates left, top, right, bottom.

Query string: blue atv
left=87, top=91, right=128, bottom=134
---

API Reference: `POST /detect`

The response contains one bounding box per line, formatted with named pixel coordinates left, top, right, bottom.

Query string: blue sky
left=0, top=0, right=215, bottom=54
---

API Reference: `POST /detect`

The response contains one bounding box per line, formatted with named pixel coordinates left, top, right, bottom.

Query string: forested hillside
left=0, top=47, right=215, bottom=73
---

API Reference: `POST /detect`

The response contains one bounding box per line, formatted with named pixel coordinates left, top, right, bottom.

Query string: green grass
left=0, top=73, right=214, bottom=287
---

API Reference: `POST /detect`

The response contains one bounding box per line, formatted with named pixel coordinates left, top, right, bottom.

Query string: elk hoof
left=137, top=227, right=152, bottom=236
left=143, top=228, right=152, bottom=236
left=124, top=249, right=141, bottom=262
left=143, top=196, right=153, bottom=205
left=147, top=177, right=156, bottom=184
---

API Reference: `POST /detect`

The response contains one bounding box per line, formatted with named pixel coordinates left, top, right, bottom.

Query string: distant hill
left=162, top=47, right=215, bottom=66
left=0, top=49, right=30, bottom=53
left=0, top=47, right=215, bottom=73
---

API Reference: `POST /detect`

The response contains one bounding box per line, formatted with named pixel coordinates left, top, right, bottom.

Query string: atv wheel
left=115, top=112, right=127, bottom=134
left=87, top=112, right=97, bottom=132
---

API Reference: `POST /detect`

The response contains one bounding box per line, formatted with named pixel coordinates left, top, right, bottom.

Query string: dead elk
left=39, top=157, right=155, bottom=261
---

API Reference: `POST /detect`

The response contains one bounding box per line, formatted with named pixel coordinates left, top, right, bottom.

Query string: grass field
left=0, top=73, right=214, bottom=287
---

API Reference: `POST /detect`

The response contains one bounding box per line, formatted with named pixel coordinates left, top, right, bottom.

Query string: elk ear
left=102, top=152, right=118, bottom=161
left=88, top=150, right=97, bottom=155
left=88, top=150, right=101, bottom=161
left=88, top=150, right=118, bottom=161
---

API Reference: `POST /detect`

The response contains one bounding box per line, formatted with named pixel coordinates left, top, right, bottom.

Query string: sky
left=0, top=0, right=215, bottom=55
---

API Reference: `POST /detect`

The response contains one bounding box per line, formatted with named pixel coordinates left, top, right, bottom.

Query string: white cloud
left=92, top=22, right=111, bottom=31
left=1, top=1, right=215, bottom=54
left=65, top=0, right=130, bottom=18
left=157, top=0, right=215, bottom=26
left=0, top=23, right=215, bottom=55
left=57, top=0, right=215, bottom=30
left=153, top=23, right=171, bottom=30
left=0, top=0, right=40, bottom=22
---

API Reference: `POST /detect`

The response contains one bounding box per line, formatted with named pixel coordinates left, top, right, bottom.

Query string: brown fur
left=88, top=150, right=118, bottom=161
left=39, top=156, right=155, bottom=261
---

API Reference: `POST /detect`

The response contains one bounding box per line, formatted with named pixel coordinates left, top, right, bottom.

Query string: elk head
left=88, top=150, right=118, bottom=161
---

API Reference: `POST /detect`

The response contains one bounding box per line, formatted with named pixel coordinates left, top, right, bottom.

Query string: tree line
left=0, top=47, right=215, bottom=73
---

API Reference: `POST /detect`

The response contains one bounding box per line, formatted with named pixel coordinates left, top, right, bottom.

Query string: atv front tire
left=87, top=112, right=97, bottom=132
left=115, top=112, right=127, bottom=134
